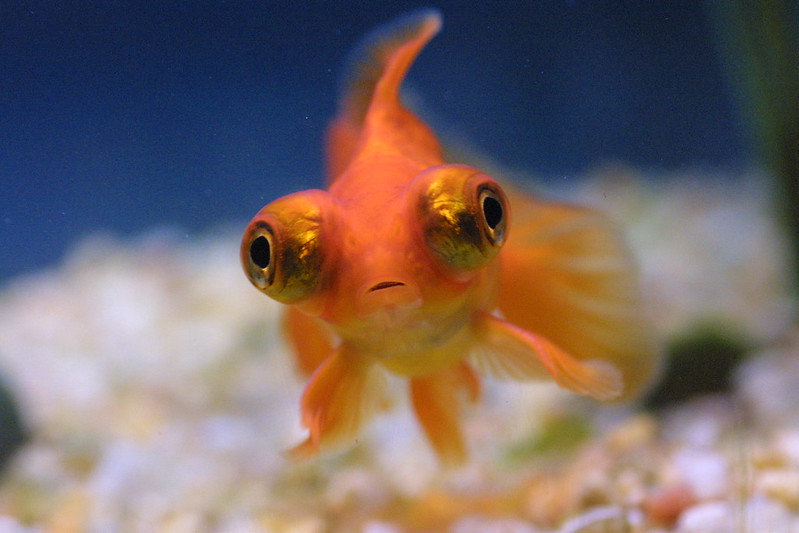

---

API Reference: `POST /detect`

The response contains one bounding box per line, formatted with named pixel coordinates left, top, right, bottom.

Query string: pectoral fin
left=410, top=362, right=480, bottom=467
left=497, top=186, right=661, bottom=400
left=471, top=312, right=622, bottom=401
left=289, top=347, right=387, bottom=460
left=283, top=306, right=337, bottom=376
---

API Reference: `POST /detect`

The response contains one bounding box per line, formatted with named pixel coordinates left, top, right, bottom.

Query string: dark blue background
left=1, top=1, right=748, bottom=282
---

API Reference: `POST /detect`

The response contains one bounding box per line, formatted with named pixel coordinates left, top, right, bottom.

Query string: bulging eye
left=478, top=187, right=506, bottom=243
left=413, top=164, right=509, bottom=273
left=242, top=223, right=278, bottom=290
left=240, top=191, right=329, bottom=304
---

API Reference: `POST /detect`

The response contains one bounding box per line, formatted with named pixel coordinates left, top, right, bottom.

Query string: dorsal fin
left=325, top=9, right=444, bottom=182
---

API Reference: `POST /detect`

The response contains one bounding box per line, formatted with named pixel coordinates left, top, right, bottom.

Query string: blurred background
left=2, top=2, right=799, bottom=528
left=1, top=0, right=756, bottom=283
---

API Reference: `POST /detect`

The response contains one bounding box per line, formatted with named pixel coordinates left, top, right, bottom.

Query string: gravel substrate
left=0, top=171, right=795, bottom=532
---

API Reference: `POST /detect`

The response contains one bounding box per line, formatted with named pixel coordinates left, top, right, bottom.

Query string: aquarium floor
left=0, top=171, right=796, bottom=532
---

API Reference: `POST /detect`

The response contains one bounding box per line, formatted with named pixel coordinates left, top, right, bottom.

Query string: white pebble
left=672, top=448, right=728, bottom=499
left=677, top=497, right=792, bottom=533
left=676, top=501, right=731, bottom=533
left=0, top=516, right=29, bottom=533
left=559, top=506, right=634, bottom=533
left=451, top=516, right=539, bottom=533
left=361, top=521, right=403, bottom=533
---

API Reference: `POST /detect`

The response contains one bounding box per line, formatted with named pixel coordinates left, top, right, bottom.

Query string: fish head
left=241, top=163, right=509, bottom=339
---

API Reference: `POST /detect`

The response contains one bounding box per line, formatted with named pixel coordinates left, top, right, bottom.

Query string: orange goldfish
left=241, top=10, right=659, bottom=466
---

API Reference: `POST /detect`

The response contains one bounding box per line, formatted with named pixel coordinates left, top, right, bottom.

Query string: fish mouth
left=357, top=278, right=421, bottom=318
left=368, top=281, right=406, bottom=292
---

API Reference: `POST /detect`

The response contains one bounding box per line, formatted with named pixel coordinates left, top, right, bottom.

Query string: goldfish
left=241, top=9, right=659, bottom=466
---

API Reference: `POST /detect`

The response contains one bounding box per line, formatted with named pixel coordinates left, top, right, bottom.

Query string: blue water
left=0, top=1, right=746, bottom=282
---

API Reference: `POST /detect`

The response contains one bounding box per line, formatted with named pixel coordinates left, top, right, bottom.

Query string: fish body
left=241, top=10, right=659, bottom=465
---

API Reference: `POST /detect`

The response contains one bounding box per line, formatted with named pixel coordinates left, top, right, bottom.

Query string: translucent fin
left=471, top=312, right=623, bottom=400
left=289, top=348, right=387, bottom=460
left=497, top=186, right=661, bottom=400
left=283, top=306, right=336, bottom=376
left=325, top=9, right=443, bottom=181
left=410, top=361, right=481, bottom=467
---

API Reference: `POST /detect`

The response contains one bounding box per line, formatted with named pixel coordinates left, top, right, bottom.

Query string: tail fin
left=325, top=10, right=444, bottom=181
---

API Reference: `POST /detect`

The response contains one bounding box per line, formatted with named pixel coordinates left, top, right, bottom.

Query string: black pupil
left=482, top=195, right=503, bottom=230
left=250, top=235, right=271, bottom=269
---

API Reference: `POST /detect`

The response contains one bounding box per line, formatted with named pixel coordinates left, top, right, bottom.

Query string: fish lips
left=356, top=278, right=423, bottom=319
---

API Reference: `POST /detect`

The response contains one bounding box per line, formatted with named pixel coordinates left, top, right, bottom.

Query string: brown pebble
left=643, top=483, right=697, bottom=526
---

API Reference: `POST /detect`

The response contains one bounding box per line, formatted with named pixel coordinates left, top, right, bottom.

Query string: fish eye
left=242, top=224, right=276, bottom=290
left=241, top=192, right=328, bottom=304
left=250, top=235, right=271, bottom=270
left=414, top=165, right=509, bottom=273
left=479, top=187, right=506, bottom=245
